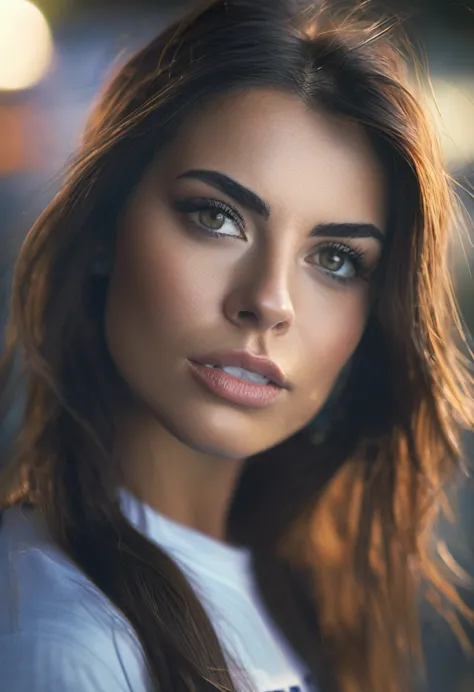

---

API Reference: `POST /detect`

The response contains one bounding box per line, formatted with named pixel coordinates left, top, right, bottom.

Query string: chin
left=158, top=408, right=291, bottom=461
left=175, top=422, right=272, bottom=460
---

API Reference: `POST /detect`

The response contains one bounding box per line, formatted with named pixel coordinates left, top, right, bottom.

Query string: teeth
left=220, top=365, right=270, bottom=385
left=201, top=363, right=271, bottom=385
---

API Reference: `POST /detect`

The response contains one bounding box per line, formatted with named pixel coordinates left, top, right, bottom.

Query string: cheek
left=297, top=287, right=369, bottom=400
left=104, top=205, right=226, bottom=390
left=106, top=223, right=199, bottom=344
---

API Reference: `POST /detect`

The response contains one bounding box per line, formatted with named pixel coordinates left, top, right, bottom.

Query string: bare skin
left=105, top=88, right=386, bottom=541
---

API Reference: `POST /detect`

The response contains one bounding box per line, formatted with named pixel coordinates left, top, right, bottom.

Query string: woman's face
left=105, top=88, right=386, bottom=459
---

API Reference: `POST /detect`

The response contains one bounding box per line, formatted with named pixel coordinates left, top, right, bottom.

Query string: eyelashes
left=172, top=198, right=245, bottom=237
left=172, top=196, right=374, bottom=284
left=309, top=242, right=368, bottom=283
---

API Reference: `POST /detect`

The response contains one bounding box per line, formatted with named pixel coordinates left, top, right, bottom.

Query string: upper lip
left=191, top=349, right=290, bottom=389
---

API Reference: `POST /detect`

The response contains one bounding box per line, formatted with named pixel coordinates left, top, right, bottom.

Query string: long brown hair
left=1, top=1, right=473, bottom=690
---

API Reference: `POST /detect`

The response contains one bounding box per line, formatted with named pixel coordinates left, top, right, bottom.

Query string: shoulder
left=0, top=630, right=138, bottom=692
left=0, top=505, right=152, bottom=692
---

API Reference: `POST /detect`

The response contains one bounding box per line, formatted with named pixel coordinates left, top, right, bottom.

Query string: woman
left=0, top=1, right=472, bottom=691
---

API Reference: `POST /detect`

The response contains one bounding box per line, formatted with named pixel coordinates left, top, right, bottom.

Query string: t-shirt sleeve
left=0, top=631, right=131, bottom=692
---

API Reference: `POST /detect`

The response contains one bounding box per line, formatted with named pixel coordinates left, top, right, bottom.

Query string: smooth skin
left=105, top=88, right=386, bottom=540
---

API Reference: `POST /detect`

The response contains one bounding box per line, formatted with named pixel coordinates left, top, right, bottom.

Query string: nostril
left=238, top=310, right=258, bottom=322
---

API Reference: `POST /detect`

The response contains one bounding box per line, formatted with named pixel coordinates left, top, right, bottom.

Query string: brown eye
left=191, top=203, right=243, bottom=237
left=173, top=198, right=245, bottom=238
left=311, top=244, right=363, bottom=281
left=318, top=247, right=346, bottom=272
left=198, top=208, right=226, bottom=231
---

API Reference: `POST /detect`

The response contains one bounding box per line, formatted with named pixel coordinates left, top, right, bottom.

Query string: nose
left=223, top=254, right=296, bottom=336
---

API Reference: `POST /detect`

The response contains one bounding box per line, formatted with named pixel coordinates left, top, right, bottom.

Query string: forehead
left=156, top=88, right=386, bottom=229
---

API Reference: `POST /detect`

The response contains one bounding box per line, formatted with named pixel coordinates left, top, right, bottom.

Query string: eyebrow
left=176, top=169, right=271, bottom=219
left=176, top=169, right=384, bottom=242
left=309, top=222, right=384, bottom=243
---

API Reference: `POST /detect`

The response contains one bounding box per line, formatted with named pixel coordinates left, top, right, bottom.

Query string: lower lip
left=188, top=361, right=284, bottom=409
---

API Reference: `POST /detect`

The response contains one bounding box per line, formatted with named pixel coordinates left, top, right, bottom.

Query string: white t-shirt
left=0, top=491, right=317, bottom=692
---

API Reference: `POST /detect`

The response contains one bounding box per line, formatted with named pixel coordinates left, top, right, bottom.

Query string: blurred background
left=0, top=1, right=473, bottom=689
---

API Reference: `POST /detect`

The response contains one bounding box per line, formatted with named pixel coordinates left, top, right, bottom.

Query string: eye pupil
left=199, top=209, right=225, bottom=230
left=320, top=248, right=344, bottom=271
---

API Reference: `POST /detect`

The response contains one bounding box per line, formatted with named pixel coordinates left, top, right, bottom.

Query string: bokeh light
left=0, top=0, right=54, bottom=91
left=430, top=78, right=474, bottom=168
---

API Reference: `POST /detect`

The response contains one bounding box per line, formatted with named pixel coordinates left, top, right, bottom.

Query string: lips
left=191, top=349, right=289, bottom=389
left=187, top=360, right=284, bottom=409
left=203, top=364, right=271, bottom=385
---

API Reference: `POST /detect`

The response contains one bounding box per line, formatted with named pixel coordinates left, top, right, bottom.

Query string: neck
left=118, top=410, right=245, bottom=542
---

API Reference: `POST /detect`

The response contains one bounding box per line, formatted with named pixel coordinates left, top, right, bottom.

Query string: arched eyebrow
left=176, top=169, right=270, bottom=219
left=309, top=222, right=384, bottom=243
left=176, top=169, right=384, bottom=243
